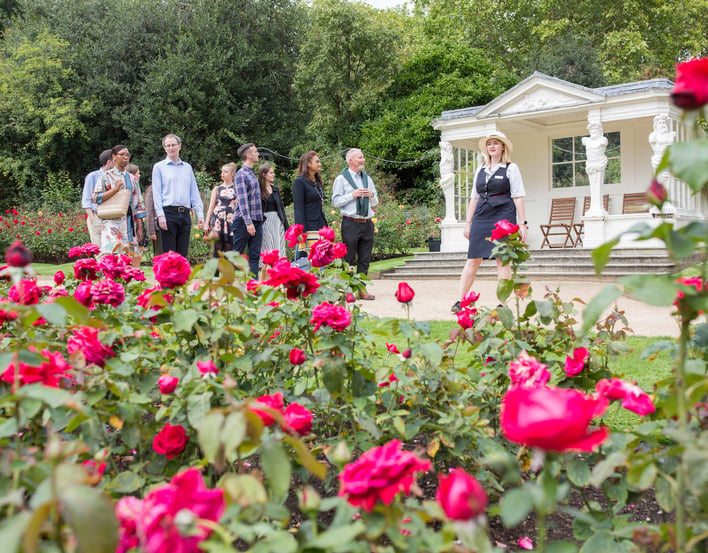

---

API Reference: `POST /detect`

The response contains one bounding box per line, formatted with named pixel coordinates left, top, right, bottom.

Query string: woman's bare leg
left=496, top=258, right=511, bottom=281
left=458, top=258, right=482, bottom=299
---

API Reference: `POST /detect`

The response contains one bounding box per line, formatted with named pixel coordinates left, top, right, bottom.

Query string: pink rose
left=333, top=242, right=348, bottom=259
left=378, top=373, right=399, bottom=388
left=5, top=240, right=31, bottom=267
left=153, top=251, right=192, bottom=289
left=564, top=347, right=590, bottom=377
left=0, top=349, right=71, bottom=390
left=159, top=375, right=179, bottom=394
left=671, top=57, right=708, bottom=110
left=251, top=392, right=284, bottom=426
left=261, top=249, right=281, bottom=266
left=82, top=459, right=107, bottom=486
left=345, top=292, right=356, bottom=303
left=490, top=219, right=519, bottom=241
left=456, top=309, right=475, bottom=330
left=90, top=279, right=125, bottom=307
left=308, top=239, right=336, bottom=267
left=509, top=351, right=551, bottom=388
left=319, top=226, right=335, bottom=241
left=53, top=270, right=65, bottom=286
left=395, top=282, right=415, bottom=303
left=437, top=468, right=488, bottom=521
left=264, top=259, right=320, bottom=299
left=501, top=385, right=609, bottom=452
left=310, top=301, right=351, bottom=331
left=338, top=440, right=431, bottom=511
left=68, top=243, right=100, bottom=258
left=285, top=224, right=305, bottom=248
left=98, top=254, right=132, bottom=280
left=197, top=360, right=219, bottom=377
left=596, top=378, right=655, bottom=416
left=74, top=281, right=94, bottom=308
left=8, top=279, right=42, bottom=305
left=460, top=291, right=480, bottom=309
left=386, top=343, right=400, bottom=354
left=67, top=326, right=114, bottom=367
left=289, top=348, right=306, bottom=365
left=152, top=423, right=189, bottom=459
left=282, top=403, right=313, bottom=436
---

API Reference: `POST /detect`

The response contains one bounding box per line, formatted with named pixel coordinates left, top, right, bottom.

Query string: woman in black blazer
left=293, top=150, right=328, bottom=233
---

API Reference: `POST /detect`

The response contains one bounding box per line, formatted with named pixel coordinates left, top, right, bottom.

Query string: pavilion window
left=551, top=131, right=621, bottom=188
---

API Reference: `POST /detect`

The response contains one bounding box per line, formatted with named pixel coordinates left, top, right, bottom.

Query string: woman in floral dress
left=92, top=144, right=146, bottom=258
left=203, top=163, right=237, bottom=257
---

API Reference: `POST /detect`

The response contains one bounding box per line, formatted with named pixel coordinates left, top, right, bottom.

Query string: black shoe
left=451, top=301, right=461, bottom=313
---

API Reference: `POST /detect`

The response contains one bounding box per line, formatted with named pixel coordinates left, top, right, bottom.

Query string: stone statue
left=439, top=140, right=454, bottom=191
left=649, top=115, right=675, bottom=175
left=582, top=122, right=608, bottom=216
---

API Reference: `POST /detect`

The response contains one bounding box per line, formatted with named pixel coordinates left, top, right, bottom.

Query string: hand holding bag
left=97, top=181, right=131, bottom=220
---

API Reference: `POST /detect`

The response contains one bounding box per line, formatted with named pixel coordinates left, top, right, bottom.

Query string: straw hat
left=478, top=131, right=513, bottom=154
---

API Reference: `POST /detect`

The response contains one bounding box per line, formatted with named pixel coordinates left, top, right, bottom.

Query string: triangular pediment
left=475, top=72, right=603, bottom=118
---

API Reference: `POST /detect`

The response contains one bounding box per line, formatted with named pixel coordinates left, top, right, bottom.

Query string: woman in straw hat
left=451, top=131, right=527, bottom=313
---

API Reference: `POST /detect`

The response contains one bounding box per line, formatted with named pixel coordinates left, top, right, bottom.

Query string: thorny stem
left=674, top=315, right=690, bottom=553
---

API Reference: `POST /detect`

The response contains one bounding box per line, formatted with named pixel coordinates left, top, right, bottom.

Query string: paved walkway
left=358, top=277, right=679, bottom=337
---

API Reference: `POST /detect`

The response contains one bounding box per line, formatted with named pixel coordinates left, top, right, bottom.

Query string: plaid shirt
left=233, top=165, right=263, bottom=225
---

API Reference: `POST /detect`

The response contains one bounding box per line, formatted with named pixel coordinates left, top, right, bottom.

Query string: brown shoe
left=358, top=292, right=375, bottom=301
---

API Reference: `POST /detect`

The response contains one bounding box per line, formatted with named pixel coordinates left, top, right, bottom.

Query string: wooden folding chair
left=539, top=197, right=577, bottom=248
left=573, top=195, right=609, bottom=247
left=622, top=193, right=649, bottom=214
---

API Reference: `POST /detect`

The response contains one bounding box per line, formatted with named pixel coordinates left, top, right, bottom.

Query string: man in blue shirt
left=151, top=134, right=205, bottom=257
left=81, top=149, right=113, bottom=245
left=232, top=143, right=263, bottom=276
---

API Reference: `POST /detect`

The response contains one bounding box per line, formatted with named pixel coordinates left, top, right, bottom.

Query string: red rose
left=74, top=258, right=99, bottom=281
left=53, top=270, right=65, bottom=286
left=152, top=423, right=189, bottom=459
left=251, top=392, right=284, bottom=426
left=338, top=440, right=431, bottom=512
left=460, top=291, right=480, bottom=309
left=98, top=254, right=132, bottom=280
left=159, top=375, right=179, bottom=394
left=153, top=251, right=192, bottom=289
left=378, top=373, right=399, bottom=388
left=509, top=351, right=551, bottom=388
left=386, top=343, right=400, bottom=354
left=345, top=292, right=356, bottom=303
left=261, top=249, right=281, bottom=266
left=282, top=403, right=313, bottom=436
left=285, top=224, right=305, bottom=248
left=501, top=385, right=609, bottom=452
left=395, top=282, right=415, bottom=303
left=671, top=57, right=708, bottom=110
left=0, top=349, right=71, bottom=390
left=647, top=179, right=668, bottom=209
left=490, top=219, right=519, bottom=241
left=596, top=378, right=655, bottom=416
left=74, top=281, right=94, bottom=308
left=67, top=326, right=114, bottom=367
left=437, top=468, right=488, bottom=521
left=456, top=309, right=475, bottom=330
left=308, top=239, right=336, bottom=267
left=90, top=279, right=126, bottom=307
left=264, top=259, right=320, bottom=299
left=68, top=243, right=100, bottom=258
left=5, top=240, right=32, bottom=267
left=289, top=348, right=306, bottom=365
left=8, top=279, right=42, bottom=305
left=310, top=302, right=351, bottom=331
left=564, top=347, right=590, bottom=377
left=197, top=360, right=219, bottom=377
left=319, top=226, right=335, bottom=241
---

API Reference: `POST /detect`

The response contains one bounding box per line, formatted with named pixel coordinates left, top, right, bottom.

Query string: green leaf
left=496, top=278, right=513, bottom=303
left=261, top=441, right=292, bottom=500
left=252, top=531, right=297, bottom=553
left=625, top=460, right=656, bottom=490
left=197, top=411, right=225, bottom=464
left=322, top=362, right=346, bottom=395
left=580, top=285, right=622, bottom=335
left=22, top=502, right=51, bottom=553
left=654, top=474, right=675, bottom=511
left=19, top=384, right=75, bottom=408
left=0, top=417, right=19, bottom=438
left=220, top=473, right=267, bottom=508
left=565, top=456, right=591, bottom=486
left=392, top=416, right=406, bottom=438
left=591, top=238, right=619, bottom=274
left=499, top=487, right=533, bottom=527
left=35, top=303, right=67, bottom=326
left=223, top=411, right=247, bottom=461
left=59, top=485, right=118, bottom=553
left=307, top=521, right=366, bottom=549
left=187, top=392, right=212, bottom=427
left=283, top=435, right=327, bottom=480
left=590, top=451, right=626, bottom=487
left=620, top=275, right=678, bottom=306
left=0, top=512, right=32, bottom=553
left=547, top=543, right=579, bottom=553
left=54, top=296, right=90, bottom=324
left=579, top=531, right=617, bottom=552
left=174, top=309, right=199, bottom=332
left=105, top=471, right=145, bottom=493
left=666, top=139, right=708, bottom=193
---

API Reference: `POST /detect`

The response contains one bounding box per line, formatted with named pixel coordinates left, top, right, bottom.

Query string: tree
left=0, top=29, right=93, bottom=206
left=293, top=0, right=403, bottom=147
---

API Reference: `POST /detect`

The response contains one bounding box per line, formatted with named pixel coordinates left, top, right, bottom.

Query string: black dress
left=468, top=164, right=517, bottom=259
left=292, top=174, right=327, bottom=232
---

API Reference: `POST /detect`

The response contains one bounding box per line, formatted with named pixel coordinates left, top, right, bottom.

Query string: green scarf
left=341, top=168, right=369, bottom=217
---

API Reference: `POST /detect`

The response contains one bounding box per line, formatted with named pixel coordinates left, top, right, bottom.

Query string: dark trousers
left=232, top=218, right=263, bottom=276
left=160, top=210, right=192, bottom=258
left=342, top=218, right=374, bottom=275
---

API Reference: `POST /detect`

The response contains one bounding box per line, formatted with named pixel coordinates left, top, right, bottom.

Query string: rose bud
left=437, top=468, right=488, bottom=521
left=395, top=282, right=415, bottom=303
left=5, top=240, right=32, bottom=268
left=53, top=270, right=65, bottom=286
left=647, top=179, right=667, bottom=209
left=159, top=375, right=179, bottom=394
left=289, top=348, right=306, bottom=365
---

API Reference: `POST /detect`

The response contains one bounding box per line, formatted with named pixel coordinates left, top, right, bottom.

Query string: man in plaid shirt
left=232, top=143, right=263, bottom=276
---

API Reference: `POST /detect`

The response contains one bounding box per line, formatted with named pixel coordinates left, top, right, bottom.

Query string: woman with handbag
left=292, top=151, right=327, bottom=261
left=202, top=163, right=237, bottom=257
left=92, top=144, right=146, bottom=258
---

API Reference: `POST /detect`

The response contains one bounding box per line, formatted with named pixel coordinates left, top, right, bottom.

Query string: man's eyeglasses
left=164, top=144, right=180, bottom=149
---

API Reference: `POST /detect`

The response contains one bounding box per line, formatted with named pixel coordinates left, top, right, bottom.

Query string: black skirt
left=467, top=197, right=516, bottom=259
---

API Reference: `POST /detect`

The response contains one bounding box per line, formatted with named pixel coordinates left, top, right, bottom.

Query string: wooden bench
left=540, top=197, right=577, bottom=248
left=622, top=192, right=649, bottom=214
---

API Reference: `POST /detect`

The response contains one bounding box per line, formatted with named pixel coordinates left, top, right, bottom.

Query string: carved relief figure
left=582, top=122, right=608, bottom=175
left=649, top=115, right=676, bottom=173
left=439, top=140, right=454, bottom=191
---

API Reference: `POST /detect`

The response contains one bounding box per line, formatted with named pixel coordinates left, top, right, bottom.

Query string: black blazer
left=292, top=174, right=327, bottom=232
left=263, top=185, right=290, bottom=230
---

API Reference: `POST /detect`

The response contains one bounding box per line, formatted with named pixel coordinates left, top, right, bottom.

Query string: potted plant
left=427, top=217, right=442, bottom=252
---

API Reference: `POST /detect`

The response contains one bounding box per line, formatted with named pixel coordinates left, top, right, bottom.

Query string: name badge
left=494, top=175, right=504, bottom=179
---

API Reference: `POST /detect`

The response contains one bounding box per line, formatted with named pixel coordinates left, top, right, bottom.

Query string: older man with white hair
left=332, top=148, right=379, bottom=300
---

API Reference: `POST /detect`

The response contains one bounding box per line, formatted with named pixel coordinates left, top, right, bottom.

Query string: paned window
left=551, top=131, right=621, bottom=188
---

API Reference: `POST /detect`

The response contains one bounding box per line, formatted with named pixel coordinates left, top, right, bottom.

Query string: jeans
left=232, top=218, right=263, bottom=276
